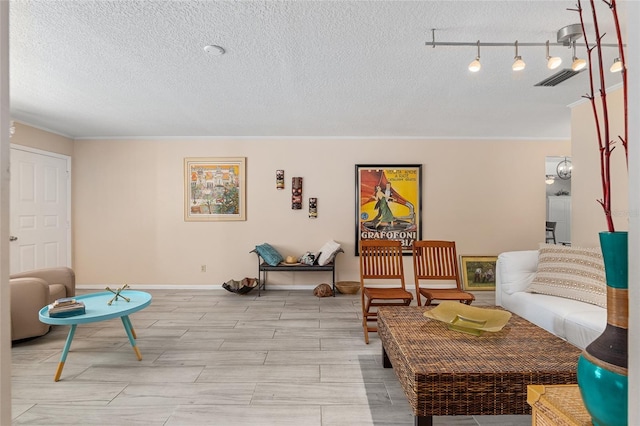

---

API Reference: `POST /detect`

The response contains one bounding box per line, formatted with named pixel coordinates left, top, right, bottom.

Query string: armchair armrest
left=10, top=267, right=76, bottom=298
left=9, top=277, right=51, bottom=340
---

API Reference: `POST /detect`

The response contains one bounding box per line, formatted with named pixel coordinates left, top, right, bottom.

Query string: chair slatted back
left=359, top=240, right=405, bottom=284
left=412, top=240, right=462, bottom=289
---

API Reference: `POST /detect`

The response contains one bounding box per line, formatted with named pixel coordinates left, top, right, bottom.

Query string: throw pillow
left=526, top=244, right=606, bottom=308
left=255, top=243, right=284, bottom=266
left=317, top=240, right=341, bottom=266
left=300, top=251, right=318, bottom=266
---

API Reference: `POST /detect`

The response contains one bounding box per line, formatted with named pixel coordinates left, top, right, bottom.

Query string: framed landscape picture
left=460, top=256, right=498, bottom=290
left=184, top=157, right=246, bottom=221
left=355, top=164, right=422, bottom=255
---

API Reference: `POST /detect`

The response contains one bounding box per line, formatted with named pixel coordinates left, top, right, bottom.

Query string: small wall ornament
left=309, top=198, right=317, bottom=218
left=292, top=177, right=303, bottom=209
left=276, top=170, right=285, bottom=189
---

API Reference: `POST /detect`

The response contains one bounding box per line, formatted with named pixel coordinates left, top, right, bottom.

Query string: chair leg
left=415, top=289, right=422, bottom=307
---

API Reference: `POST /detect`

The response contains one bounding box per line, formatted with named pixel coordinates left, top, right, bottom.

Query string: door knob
left=9, top=236, right=17, bottom=241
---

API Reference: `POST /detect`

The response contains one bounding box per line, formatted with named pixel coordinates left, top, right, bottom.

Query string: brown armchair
left=10, top=267, right=76, bottom=341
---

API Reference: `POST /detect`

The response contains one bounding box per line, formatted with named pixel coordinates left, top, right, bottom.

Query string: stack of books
left=48, top=297, right=86, bottom=318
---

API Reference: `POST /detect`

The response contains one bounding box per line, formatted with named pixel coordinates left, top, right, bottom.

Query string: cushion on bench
left=255, top=243, right=284, bottom=266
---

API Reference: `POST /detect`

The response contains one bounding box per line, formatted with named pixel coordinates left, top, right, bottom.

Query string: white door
left=9, top=147, right=71, bottom=273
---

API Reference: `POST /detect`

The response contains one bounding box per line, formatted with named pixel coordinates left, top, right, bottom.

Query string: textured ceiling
left=9, top=0, right=627, bottom=139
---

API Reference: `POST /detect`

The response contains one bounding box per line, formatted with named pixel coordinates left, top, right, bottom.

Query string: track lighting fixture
left=468, top=41, right=481, bottom=72
left=571, top=42, right=587, bottom=71
left=546, top=41, right=562, bottom=70
left=512, top=41, right=525, bottom=71
left=610, top=57, right=623, bottom=73
left=427, top=26, right=623, bottom=74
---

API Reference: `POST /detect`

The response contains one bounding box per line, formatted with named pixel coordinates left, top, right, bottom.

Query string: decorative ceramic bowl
left=335, top=281, right=360, bottom=295
left=423, top=301, right=512, bottom=336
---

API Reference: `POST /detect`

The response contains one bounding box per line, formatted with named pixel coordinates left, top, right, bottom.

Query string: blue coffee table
left=39, top=290, right=152, bottom=381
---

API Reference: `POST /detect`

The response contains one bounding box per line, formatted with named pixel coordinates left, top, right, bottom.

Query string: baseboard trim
left=77, top=284, right=320, bottom=291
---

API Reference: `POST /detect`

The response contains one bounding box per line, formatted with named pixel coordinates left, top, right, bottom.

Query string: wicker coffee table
left=377, top=306, right=581, bottom=426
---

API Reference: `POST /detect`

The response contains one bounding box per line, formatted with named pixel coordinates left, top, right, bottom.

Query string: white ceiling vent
left=534, top=69, right=583, bottom=87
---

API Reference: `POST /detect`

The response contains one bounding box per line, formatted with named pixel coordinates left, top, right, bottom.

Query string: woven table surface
left=377, top=306, right=581, bottom=417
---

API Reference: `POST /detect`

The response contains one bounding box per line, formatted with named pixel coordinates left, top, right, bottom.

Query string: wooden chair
left=359, top=240, right=413, bottom=344
left=412, top=240, right=475, bottom=306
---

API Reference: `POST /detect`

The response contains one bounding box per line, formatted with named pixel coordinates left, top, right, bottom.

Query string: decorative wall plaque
left=309, top=197, right=317, bottom=218
left=292, top=177, right=303, bottom=209
left=276, top=170, right=285, bottom=189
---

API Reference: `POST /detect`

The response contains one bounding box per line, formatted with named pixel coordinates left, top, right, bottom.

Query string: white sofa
left=495, top=250, right=606, bottom=350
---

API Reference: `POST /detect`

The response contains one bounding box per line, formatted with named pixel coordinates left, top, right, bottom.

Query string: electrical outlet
left=201, top=265, right=206, bottom=272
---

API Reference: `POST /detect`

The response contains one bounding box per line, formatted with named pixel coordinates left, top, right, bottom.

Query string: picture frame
left=184, top=157, right=246, bottom=221
left=460, top=256, right=498, bottom=290
left=355, top=164, right=422, bottom=255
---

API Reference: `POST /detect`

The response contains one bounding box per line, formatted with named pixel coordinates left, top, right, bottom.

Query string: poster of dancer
left=355, top=164, right=422, bottom=255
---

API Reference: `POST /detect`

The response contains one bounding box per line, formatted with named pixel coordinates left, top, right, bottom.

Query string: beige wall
left=9, top=121, right=74, bottom=156
left=571, top=88, right=628, bottom=247
left=69, top=137, right=569, bottom=287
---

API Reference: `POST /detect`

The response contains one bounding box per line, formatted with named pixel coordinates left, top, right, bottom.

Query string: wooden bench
left=250, top=249, right=343, bottom=296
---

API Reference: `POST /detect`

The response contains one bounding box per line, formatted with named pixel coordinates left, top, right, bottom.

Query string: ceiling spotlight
left=512, top=41, right=525, bottom=71
left=546, top=40, right=562, bottom=70
left=468, top=40, right=481, bottom=72
left=571, top=42, right=586, bottom=71
left=610, top=57, right=623, bottom=73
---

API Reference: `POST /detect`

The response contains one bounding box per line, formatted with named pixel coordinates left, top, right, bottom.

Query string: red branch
left=576, top=0, right=615, bottom=232
left=609, top=0, right=628, bottom=166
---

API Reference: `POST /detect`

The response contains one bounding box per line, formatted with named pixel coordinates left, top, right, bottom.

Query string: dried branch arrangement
left=571, top=0, right=628, bottom=232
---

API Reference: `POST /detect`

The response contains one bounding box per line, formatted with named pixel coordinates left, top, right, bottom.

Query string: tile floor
left=11, top=289, right=531, bottom=425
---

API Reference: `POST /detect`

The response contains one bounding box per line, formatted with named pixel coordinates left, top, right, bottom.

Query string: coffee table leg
left=121, top=315, right=142, bottom=361
left=54, top=324, right=77, bottom=382
left=382, top=345, right=392, bottom=368
left=415, top=415, right=433, bottom=426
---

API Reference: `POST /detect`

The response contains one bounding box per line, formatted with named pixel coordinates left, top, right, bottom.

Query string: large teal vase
left=577, top=231, right=628, bottom=426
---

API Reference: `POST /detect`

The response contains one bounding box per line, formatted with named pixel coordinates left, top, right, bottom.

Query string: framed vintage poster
left=355, top=164, right=422, bottom=255
left=184, top=157, right=246, bottom=221
left=460, top=256, right=498, bottom=290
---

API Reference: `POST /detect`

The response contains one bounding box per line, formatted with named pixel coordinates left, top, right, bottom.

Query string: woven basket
left=336, top=281, right=360, bottom=294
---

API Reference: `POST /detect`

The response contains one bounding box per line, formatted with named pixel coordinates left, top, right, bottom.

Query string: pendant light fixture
left=512, top=41, right=525, bottom=71
left=545, top=40, right=562, bottom=69
left=557, top=157, right=573, bottom=180
left=468, top=40, right=481, bottom=72
left=610, top=57, right=623, bottom=72
left=571, top=42, right=587, bottom=71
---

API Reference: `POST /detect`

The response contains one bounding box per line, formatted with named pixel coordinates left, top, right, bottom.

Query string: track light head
left=545, top=41, right=562, bottom=70
left=513, top=57, right=526, bottom=71
left=610, top=57, right=623, bottom=72
left=468, top=41, right=481, bottom=72
left=572, top=58, right=587, bottom=71
left=512, top=41, right=525, bottom=71
left=571, top=42, right=586, bottom=71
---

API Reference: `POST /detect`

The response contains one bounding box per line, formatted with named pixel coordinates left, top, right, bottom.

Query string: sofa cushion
left=526, top=244, right=606, bottom=308
left=496, top=250, right=538, bottom=295
left=563, top=309, right=607, bottom=349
